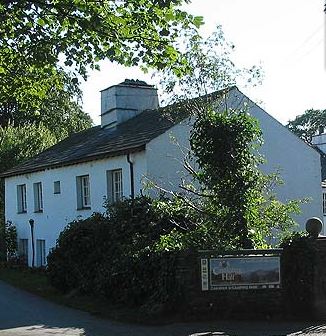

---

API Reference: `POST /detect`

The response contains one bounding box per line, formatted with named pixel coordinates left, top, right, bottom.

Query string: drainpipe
left=29, top=219, right=35, bottom=268
left=127, top=153, right=135, bottom=199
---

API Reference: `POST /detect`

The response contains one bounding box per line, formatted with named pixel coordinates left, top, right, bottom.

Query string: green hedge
left=47, top=196, right=181, bottom=308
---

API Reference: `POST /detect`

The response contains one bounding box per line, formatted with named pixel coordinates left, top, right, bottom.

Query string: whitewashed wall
left=146, top=118, right=193, bottom=196
left=5, top=151, right=146, bottom=266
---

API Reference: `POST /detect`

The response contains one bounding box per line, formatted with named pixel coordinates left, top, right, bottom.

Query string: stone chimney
left=100, top=79, right=159, bottom=129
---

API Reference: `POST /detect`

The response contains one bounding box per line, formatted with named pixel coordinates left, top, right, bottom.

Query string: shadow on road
left=0, top=280, right=324, bottom=336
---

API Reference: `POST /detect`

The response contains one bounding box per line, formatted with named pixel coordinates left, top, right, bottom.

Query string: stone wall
left=312, top=238, right=326, bottom=319
left=174, top=240, right=326, bottom=320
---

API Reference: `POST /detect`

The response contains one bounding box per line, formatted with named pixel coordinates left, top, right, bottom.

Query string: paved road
left=0, top=280, right=325, bottom=336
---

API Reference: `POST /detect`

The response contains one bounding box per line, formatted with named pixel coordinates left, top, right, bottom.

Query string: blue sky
left=80, top=0, right=326, bottom=126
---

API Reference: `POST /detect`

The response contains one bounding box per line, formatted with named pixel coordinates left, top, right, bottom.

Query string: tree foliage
left=0, top=0, right=202, bottom=108
left=151, top=26, right=300, bottom=249
left=154, top=25, right=262, bottom=104
left=0, top=124, right=57, bottom=174
left=47, top=196, right=182, bottom=308
left=3, top=221, right=17, bottom=260
left=1, top=0, right=201, bottom=75
left=0, top=70, right=92, bottom=140
left=0, top=0, right=201, bottom=132
left=287, top=109, right=326, bottom=144
left=155, top=102, right=302, bottom=250
left=190, top=105, right=263, bottom=248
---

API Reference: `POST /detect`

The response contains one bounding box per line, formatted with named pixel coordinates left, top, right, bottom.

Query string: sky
left=80, top=0, right=326, bottom=126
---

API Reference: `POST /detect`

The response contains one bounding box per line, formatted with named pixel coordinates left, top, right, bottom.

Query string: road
left=0, top=280, right=325, bottom=336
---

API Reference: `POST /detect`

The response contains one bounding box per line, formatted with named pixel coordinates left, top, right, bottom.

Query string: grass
left=0, top=265, right=145, bottom=323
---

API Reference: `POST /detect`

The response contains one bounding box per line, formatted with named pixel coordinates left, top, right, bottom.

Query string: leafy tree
left=0, top=124, right=57, bottom=174
left=152, top=28, right=301, bottom=249
left=189, top=105, right=263, bottom=248
left=154, top=25, right=262, bottom=104
left=154, top=102, right=303, bottom=250
left=1, top=0, right=201, bottom=75
left=0, top=0, right=203, bottom=109
left=287, top=109, right=326, bottom=144
left=0, top=69, right=92, bottom=140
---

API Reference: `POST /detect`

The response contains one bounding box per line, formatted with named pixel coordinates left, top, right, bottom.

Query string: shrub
left=47, top=196, right=181, bottom=307
left=4, top=220, right=17, bottom=260
left=47, top=212, right=108, bottom=292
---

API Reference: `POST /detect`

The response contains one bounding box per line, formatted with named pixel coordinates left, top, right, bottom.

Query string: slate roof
left=1, top=109, right=176, bottom=178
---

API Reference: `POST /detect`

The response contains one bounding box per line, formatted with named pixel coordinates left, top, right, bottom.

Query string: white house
left=1, top=79, right=322, bottom=266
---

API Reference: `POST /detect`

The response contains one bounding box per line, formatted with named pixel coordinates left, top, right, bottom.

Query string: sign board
left=201, top=255, right=281, bottom=291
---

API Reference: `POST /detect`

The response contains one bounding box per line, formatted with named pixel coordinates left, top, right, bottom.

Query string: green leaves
left=3, top=221, right=17, bottom=259
left=287, top=109, right=326, bottom=144
left=0, top=0, right=202, bottom=129
left=37, top=18, right=46, bottom=27
left=47, top=196, right=181, bottom=305
left=0, top=0, right=201, bottom=78
left=0, top=124, right=57, bottom=174
left=193, top=15, right=204, bottom=28
left=153, top=25, right=262, bottom=105
left=190, top=106, right=264, bottom=248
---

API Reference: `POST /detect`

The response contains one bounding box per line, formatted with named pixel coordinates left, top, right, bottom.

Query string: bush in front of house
left=4, top=220, right=17, bottom=260
left=47, top=212, right=108, bottom=292
left=47, top=196, right=183, bottom=308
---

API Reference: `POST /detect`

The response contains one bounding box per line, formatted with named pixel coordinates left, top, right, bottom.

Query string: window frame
left=107, top=169, right=123, bottom=203
left=76, top=175, right=91, bottom=209
left=36, top=239, right=46, bottom=267
left=33, top=182, right=43, bottom=212
left=112, top=169, right=123, bottom=202
left=18, top=238, right=28, bottom=265
left=53, top=181, right=61, bottom=194
left=17, top=184, right=27, bottom=213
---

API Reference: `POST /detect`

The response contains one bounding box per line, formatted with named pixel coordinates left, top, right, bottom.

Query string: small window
left=36, top=239, right=46, bottom=267
left=76, top=175, right=91, bottom=209
left=18, top=239, right=28, bottom=265
left=33, top=182, right=43, bottom=212
left=53, top=181, right=61, bottom=194
left=17, top=184, right=27, bottom=213
left=107, top=169, right=123, bottom=203
left=323, top=192, right=326, bottom=214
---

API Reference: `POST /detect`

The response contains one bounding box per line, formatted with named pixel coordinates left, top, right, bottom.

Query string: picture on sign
left=207, top=256, right=280, bottom=290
